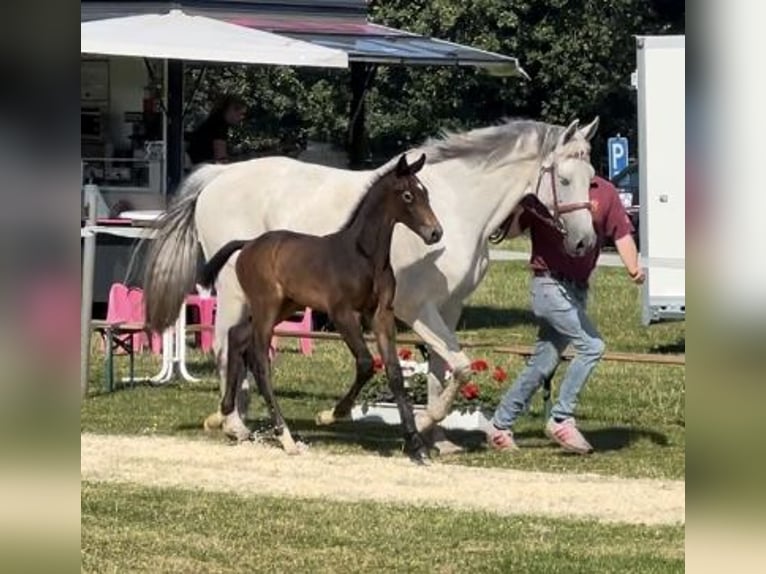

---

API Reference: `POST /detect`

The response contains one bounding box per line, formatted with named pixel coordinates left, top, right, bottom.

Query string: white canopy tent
left=81, top=9, right=348, bottom=68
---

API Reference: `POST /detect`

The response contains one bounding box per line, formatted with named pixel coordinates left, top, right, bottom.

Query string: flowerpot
left=350, top=402, right=491, bottom=432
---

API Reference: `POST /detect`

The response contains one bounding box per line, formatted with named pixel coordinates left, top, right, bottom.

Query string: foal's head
left=380, top=153, right=443, bottom=245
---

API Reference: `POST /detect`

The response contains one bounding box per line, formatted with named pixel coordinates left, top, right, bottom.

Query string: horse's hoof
left=222, top=417, right=253, bottom=443
left=410, top=449, right=431, bottom=466
left=278, top=432, right=305, bottom=455
left=315, top=410, right=336, bottom=426
left=224, top=429, right=253, bottom=443
left=203, top=411, right=225, bottom=431
left=434, top=439, right=465, bottom=456
left=404, top=431, right=431, bottom=466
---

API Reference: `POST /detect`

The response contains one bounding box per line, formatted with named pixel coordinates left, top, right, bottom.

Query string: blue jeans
left=492, top=276, right=605, bottom=429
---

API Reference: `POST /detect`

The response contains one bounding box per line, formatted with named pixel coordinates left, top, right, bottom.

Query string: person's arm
left=615, top=233, right=644, bottom=284
left=603, top=184, right=645, bottom=284
left=212, top=139, right=228, bottom=163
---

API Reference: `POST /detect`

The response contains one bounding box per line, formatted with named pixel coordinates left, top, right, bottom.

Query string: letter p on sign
left=608, top=136, right=629, bottom=180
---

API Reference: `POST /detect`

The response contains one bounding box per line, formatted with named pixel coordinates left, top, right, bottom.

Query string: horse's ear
left=558, top=119, right=580, bottom=147
left=395, top=154, right=409, bottom=177
left=578, top=116, right=599, bottom=142
left=410, top=153, right=426, bottom=174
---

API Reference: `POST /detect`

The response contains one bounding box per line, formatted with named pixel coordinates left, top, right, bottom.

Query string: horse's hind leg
left=204, top=312, right=245, bottom=432
left=249, top=309, right=302, bottom=455
left=315, top=309, right=373, bottom=425
left=217, top=320, right=254, bottom=442
left=211, top=269, right=252, bottom=424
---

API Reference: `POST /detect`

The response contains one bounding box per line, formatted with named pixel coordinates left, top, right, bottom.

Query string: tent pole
left=80, top=186, right=98, bottom=400
left=348, top=62, right=376, bottom=169
left=166, top=59, right=184, bottom=194
left=162, top=58, right=168, bottom=200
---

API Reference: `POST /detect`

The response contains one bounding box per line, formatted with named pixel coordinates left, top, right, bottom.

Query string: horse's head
left=383, top=153, right=443, bottom=245
left=534, top=117, right=599, bottom=256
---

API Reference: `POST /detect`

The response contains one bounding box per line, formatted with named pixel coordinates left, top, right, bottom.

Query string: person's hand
left=628, top=267, right=645, bottom=284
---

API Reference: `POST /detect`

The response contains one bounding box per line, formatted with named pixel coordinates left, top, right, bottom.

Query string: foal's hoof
left=410, top=449, right=431, bottom=466
left=315, top=410, right=336, bottom=426
left=405, top=432, right=431, bottom=466
left=203, top=411, right=225, bottom=431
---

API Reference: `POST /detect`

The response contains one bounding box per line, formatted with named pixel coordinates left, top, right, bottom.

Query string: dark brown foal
left=200, top=153, right=442, bottom=464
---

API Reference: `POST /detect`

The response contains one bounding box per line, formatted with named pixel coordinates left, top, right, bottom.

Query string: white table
left=148, top=302, right=202, bottom=384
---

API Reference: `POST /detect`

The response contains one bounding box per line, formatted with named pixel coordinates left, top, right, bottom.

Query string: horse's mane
left=338, top=119, right=577, bottom=231
left=422, top=118, right=566, bottom=169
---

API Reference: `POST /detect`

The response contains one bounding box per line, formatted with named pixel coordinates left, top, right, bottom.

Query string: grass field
left=82, top=259, right=685, bottom=572
left=82, top=482, right=684, bottom=574
left=82, top=260, right=685, bottom=480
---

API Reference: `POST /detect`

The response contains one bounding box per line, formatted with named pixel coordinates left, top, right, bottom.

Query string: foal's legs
left=315, top=309, right=374, bottom=425
left=248, top=310, right=302, bottom=455
left=374, top=306, right=429, bottom=464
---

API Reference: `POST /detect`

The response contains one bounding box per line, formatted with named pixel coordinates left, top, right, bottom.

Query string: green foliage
left=369, top=0, right=685, bottom=168
left=183, top=1, right=683, bottom=166
left=183, top=65, right=349, bottom=156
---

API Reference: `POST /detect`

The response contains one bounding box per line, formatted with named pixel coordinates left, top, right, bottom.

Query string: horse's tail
left=199, top=240, right=248, bottom=289
left=143, top=164, right=227, bottom=332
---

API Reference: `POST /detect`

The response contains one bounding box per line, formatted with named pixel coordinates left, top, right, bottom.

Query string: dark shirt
left=187, top=114, right=229, bottom=165
left=520, top=176, right=634, bottom=284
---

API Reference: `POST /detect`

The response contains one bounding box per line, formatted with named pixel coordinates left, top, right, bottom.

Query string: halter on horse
left=490, top=150, right=594, bottom=243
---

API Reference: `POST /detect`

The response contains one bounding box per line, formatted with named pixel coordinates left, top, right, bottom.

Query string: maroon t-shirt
left=520, top=176, right=634, bottom=284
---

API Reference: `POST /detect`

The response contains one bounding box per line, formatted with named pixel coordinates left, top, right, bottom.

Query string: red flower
left=460, top=382, right=480, bottom=400
left=492, top=366, right=508, bottom=383
left=398, top=348, right=413, bottom=360
left=373, top=356, right=384, bottom=372
left=471, top=359, right=489, bottom=372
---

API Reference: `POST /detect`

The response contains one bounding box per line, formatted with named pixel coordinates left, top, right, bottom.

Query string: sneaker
left=545, top=417, right=593, bottom=454
left=486, top=426, right=519, bottom=452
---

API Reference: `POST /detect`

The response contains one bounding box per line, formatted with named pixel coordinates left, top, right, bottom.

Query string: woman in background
left=187, top=94, right=247, bottom=166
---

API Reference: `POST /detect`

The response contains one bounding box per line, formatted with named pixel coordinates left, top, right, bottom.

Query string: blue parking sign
left=608, top=136, right=629, bottom=179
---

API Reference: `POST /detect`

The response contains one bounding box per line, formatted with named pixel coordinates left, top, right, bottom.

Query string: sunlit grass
left=82, top=261, right=684, bottom=479
left=82, top=482, right=684, bottom=574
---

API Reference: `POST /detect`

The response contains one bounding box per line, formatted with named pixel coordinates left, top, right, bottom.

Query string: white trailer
left=636, top=35, right=685, bottom=324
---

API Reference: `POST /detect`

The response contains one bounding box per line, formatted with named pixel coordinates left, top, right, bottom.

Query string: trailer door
left=637, top=35, right=686, bottom=324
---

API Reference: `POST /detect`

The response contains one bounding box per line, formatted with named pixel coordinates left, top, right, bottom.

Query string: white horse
left=143, top=117, right=599, bottom=453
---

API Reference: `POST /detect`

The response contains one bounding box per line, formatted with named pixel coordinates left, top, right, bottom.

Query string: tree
left=368, top=0, right=685, bottom=168
left=184, top=1, right=684, bottom=168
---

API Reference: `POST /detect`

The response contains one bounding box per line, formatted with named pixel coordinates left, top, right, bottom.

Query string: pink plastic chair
left=186, top=293, right=216, bottom=353
left=103, top=283, right=161, bottom=354
left=128, top=288, right=162, bottom=354
left=270, top=308, right=313, bottom=358
left=104, top=284, right=143, bottom=353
